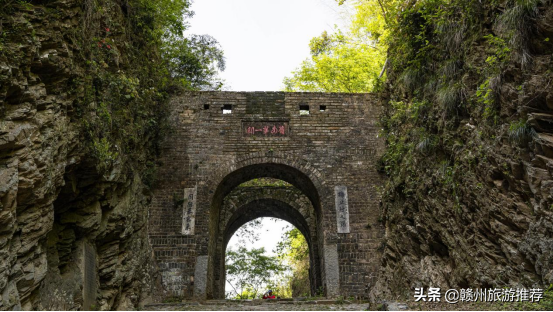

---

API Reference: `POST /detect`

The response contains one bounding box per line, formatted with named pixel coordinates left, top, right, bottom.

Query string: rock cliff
left=373, top=0, right=553, bottom=299
left=0, top=0, right=162, bottom=309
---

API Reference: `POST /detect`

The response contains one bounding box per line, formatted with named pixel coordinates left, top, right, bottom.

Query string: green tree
left=275, top=227, right=310, bottom=297
left=283, top=0, right=397, bottom=92
left=233, top=219, right=262, bottom=245
left=130, top=0, right=193, bottom=41
left=129, top=0, right=225, bottom=91
left=162, top=34, right=225, bottom=91
left=226, top=246, right=285, bottom=299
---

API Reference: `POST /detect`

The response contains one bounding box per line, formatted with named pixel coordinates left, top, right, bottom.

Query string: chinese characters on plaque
left=335, top=186, right=350, bottom=233
left=242, top=122, right=289, bottom=137
left=182, top=185, right=197, bottom=235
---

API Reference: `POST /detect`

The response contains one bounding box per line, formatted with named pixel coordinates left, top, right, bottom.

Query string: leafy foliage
left=483, top=34, right=511, bottom=71
left=226, top=246, right=285, bottom=299
left=283, top=0, right=392, bottom=92
left=283, top=31, right=383, bottom=92
left=275, top=227, right=310, bottom=297
left=476, top=78, right=498, bottom=120
left=233, top=219, right=263, bottom=245
left=72, top=0, right=225, bottom=178
left=163, top=35, right=225, bottom=90
left=509, top=119, right=537, bottom=146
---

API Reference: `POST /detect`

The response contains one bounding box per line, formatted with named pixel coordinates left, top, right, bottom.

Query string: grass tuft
left=436, top=83, right=465, bottom=116
left=509, top=119, right=537, bottom=146
left=441, top=59, right=462, bottom=78
left=436, top=21, right=467, bottom=54
left=488, top=74, right=502, bottom=94
left=496, top=0, right=541, bottom=68
left=416, top=136, right=437, bottom=155
left=400, top=67, right=424, bottom=93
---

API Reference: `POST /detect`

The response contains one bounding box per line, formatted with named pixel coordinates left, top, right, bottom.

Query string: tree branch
left=379, top=58, right=389, bottom=78
left=227, top=280, right=240, bottom=299
left=376, top=0, right=389, bottom=24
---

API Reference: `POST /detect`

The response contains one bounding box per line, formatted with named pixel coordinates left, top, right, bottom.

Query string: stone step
left=143, top=298, right=354, bottom=309
left=142, top=300, right=373, bottom=311
left=384, top=301, right=409, bottom=311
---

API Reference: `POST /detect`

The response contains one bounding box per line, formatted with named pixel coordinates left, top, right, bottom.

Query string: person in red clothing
left=262, top=290, right=276, bottom=299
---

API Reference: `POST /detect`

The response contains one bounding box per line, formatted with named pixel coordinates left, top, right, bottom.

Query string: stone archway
left=148, top=92, right=385, bottom=300
left=211, top=185, right=322, bottom=298
left=203, top=162, right=327, bottom=299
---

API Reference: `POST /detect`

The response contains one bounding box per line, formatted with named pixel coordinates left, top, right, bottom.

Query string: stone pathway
left=143, top=298, right=551, bottom=311
left=144, top=300, right=373, bottom=311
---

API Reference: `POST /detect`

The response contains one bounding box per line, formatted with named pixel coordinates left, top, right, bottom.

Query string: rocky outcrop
left=372, top=0, right=553, bottom=299
left=0, top=1, right=160, bottom=310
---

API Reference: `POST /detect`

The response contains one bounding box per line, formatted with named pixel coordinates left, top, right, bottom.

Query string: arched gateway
left=148, top=92, right=385, bottom=299
left=209, top=165, right=322, bottom=299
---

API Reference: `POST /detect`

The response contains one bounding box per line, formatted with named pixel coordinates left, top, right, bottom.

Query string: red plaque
left=242, top=121, right=289, bottom=137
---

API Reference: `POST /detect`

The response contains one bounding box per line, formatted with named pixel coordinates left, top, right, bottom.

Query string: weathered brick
left=149, top=92, right=385, bottom=299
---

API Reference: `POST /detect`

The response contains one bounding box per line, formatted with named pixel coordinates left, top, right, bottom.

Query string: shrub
left=509, top=120, right=537, bottom=146
left=437, top=83, right=465, bottom=116
left=416, top=136, right=437, bottom=155
left=496, top=0, right=541, bottom=67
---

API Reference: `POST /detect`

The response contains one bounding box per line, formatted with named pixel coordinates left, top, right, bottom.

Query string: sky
left=187, top=0, right=349, bottom=91
left=227, top=218, right=290, bottom=256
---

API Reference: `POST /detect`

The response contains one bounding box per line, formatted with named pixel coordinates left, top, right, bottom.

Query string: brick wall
left=148, top=92, right=385, bottom=299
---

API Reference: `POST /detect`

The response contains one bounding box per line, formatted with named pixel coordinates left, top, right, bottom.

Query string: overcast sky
left=187, top=0, right=348, bottom=91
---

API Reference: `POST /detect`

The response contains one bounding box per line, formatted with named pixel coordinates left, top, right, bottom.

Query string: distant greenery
left=225, top=221, right=310, bottom=299
left=163, top=34, right=225, bottom=90
left=238, top=178, right=293, bottom=188
left=232, top=219, right=263, bottom=245
left=275, top=227, right=310, bottom=297
left=283, top=0, right=396, bottom=92
left=226, top=246, right=285, bottom=299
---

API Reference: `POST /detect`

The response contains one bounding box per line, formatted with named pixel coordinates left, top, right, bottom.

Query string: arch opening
left=207, top=165, right=324, bottom=299
left=224, top=217, right=312, bottom=299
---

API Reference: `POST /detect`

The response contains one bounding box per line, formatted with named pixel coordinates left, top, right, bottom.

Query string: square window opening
left=222, top=104, right=232, bottom=114
left=299, top=105, right=310, bottom=115
left=320, top=105, right=327, bottom=112
left=204, top=104, right=210, bottom=110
